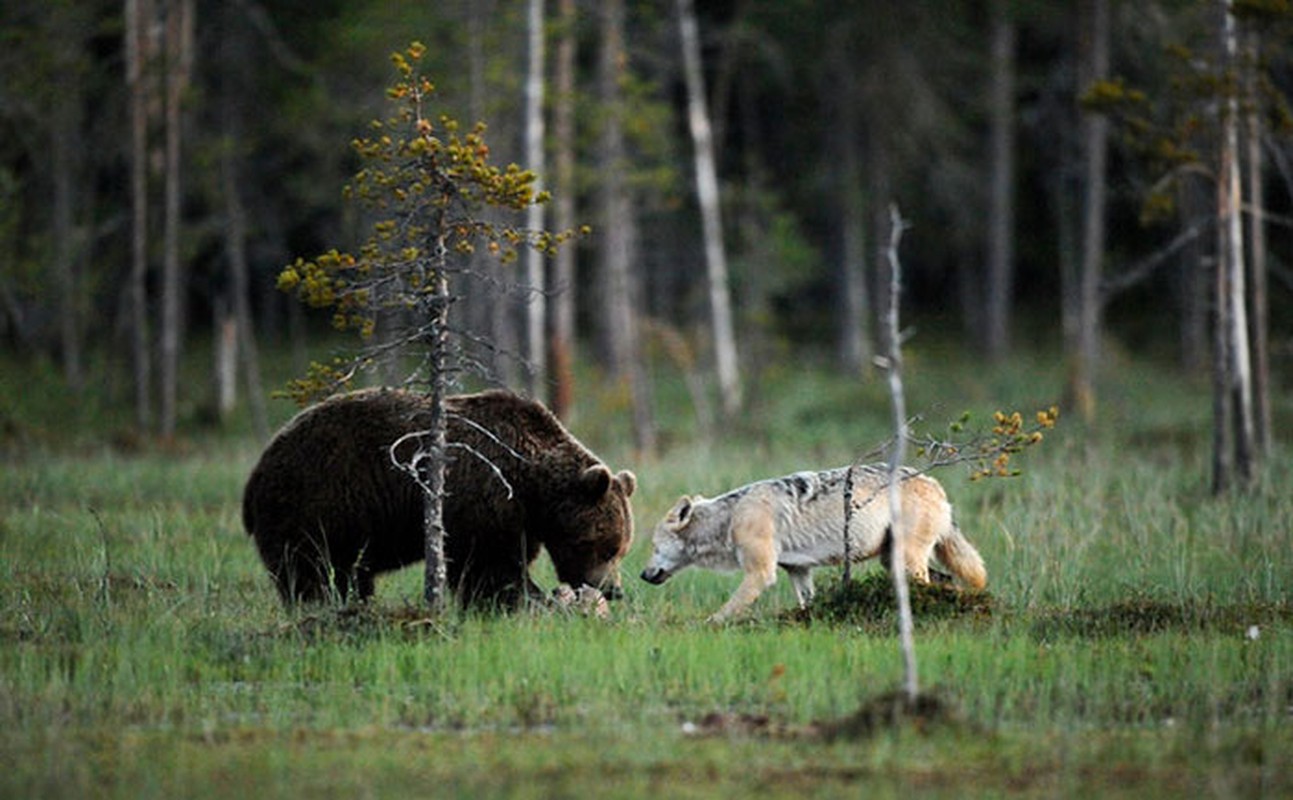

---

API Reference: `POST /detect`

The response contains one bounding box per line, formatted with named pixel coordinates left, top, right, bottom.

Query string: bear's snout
left=601, top=583, right=624, bottom=600
left=640, top=566, right=670, bottom=585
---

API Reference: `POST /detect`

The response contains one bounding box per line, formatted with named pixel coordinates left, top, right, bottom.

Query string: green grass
left=1, top=341, right=1290, bottom=797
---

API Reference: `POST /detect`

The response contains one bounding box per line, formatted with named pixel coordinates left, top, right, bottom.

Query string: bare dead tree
left=879, top=205, right=919, bottom=703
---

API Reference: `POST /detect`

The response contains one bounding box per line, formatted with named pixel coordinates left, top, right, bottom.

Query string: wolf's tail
left=935, top=522, right=987, bottom=590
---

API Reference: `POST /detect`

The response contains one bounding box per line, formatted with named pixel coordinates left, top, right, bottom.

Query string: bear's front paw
left=551, top=584, right=610, bottom=619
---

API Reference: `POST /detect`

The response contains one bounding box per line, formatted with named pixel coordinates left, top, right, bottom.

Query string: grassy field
left=2, top=341, right=1291, bottom=798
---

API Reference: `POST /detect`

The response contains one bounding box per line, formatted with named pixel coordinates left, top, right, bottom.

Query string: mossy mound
left=785, top=570, right=994, bottom=627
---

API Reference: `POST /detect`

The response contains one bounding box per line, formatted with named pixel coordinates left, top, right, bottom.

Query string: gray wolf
left=640, top=465, right=985, bottom=621
left=243, top=388, right=636, bottom=609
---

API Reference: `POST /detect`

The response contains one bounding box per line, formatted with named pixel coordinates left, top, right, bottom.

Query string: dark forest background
left=2, top=1, right=1290, bottom=467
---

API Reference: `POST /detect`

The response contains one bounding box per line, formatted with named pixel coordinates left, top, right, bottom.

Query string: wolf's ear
left=616, top=470, right=637, bottom=497
left=667, top=495, right=694, bottom=529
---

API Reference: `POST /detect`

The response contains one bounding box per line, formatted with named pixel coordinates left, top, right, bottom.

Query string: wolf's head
left=640, top=494, right=722, bottom=585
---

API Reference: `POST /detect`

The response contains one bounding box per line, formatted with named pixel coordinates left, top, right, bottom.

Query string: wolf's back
left=935, top=522, right=987, bottom=590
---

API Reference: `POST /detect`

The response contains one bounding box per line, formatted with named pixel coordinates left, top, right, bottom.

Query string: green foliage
left=275, top=43, right=584, bottom=404
left=1086, top=10, right=1293, bottom=224
left=909, top=405, right=1059, bottom=481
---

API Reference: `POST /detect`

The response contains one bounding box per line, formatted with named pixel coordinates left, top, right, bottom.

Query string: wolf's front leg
left=709, top=503, right=778, bottom=622
left=709, top=566, right=777, bottom=622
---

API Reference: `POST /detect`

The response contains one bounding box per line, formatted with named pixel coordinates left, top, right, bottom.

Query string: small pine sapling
left=275, top=42, right=585, bottom=610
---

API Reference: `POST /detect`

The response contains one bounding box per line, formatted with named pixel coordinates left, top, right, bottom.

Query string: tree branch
left=1100, top=219, right=1211, bottom=300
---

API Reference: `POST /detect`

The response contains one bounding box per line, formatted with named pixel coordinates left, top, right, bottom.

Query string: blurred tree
left=678, top=0, right=742, bottom=417
left=1243, top=22, right=1271, bottom=457
left=985, top=0, right=1017, bottom=361
left=523, top=0, right=547, bottom=397
left=549, top=0, right=578, bottom=419
left=125, top=0, right=154, bottom=431
left=159, top=0, right=194, bottom=440
left=1072, top=0, right=1110, bottom=424
left=0, top=1, right=109, bottom=390
left=216, top=0, right=269, bottom=440
left=831, top=27, right=873, bottom=376
left=597, top=0, right=656, bottom=453
left=1213, top=0, right=1256, bottom=491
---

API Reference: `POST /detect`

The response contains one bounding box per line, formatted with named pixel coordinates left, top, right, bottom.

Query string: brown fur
left=242, top=388, right=636, bottom=608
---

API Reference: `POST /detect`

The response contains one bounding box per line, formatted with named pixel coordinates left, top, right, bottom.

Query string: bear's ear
left=577, top=464, right=613, bottom=499
left=667, top=495, right=694, bottom=529
left=616, top=470, right=637, bottom=497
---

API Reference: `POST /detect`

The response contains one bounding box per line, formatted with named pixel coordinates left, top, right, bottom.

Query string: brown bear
left=242, top=388, right=637, bottom=609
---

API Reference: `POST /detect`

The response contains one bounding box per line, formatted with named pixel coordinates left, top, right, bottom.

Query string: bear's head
left=543, top=464, right=637, bottom=600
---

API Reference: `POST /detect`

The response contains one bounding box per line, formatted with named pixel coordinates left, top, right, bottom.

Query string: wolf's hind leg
left=784, top=565, right=815, bottom=608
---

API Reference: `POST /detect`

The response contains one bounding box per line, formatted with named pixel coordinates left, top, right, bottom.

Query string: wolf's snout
left=640, top=567, right=670, bottom=585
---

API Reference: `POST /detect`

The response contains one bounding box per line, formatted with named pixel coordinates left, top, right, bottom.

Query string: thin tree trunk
left=220, top=0, right=268, bottom=440
left=1056, top=147, right=1080, bottom=382
left=599, top=0, right=655, bottom=454
left=1177, top=180, right=1209, bottom=373
left=214, top=300, right=237, bottom=417
left=126, top=0, right=152, bottom=432
left=985, top=0, right=1016, bottom=360
left=523, top=0, right=547, bottom=397
left=549, top=0, right=577, bottom=419
left=598, top=0, right=632, bottom=373
left=222, top=145, right=269, bottom=439
left=1214, top=0, right=1255, bottom=491
left=159, top=0, right=193, bottom=439
left=882, top=205, right=918, bottom=703
left=1244, top=25, right=1271, bottom=457
left=1073, top=0, right=1109, bottom=423
left=678, top=0, right=741, bottom=416
left=422, top=221, right=453, bottom=612
left=837, top=58, right=871, bottom=375
left=52, top=92, right=82, bottom=391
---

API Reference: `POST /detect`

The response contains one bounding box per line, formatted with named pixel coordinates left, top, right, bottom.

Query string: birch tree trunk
left=985, top=0, right=1016, bottom=361
left=677, top=0, right=741, bottom=416
left=1213, top=0, right=1256, bottom=492
left=1072, top=0, right=1109, bottom=423
left=126, top=0, right=152, bottom=432
left=1243, top=25, right=1271, bottom=457
left=549, top=0, right=577, bottom=419
left=523, top=0, right=547, bottom=398
left=597, top=0, right=633, bottom=373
